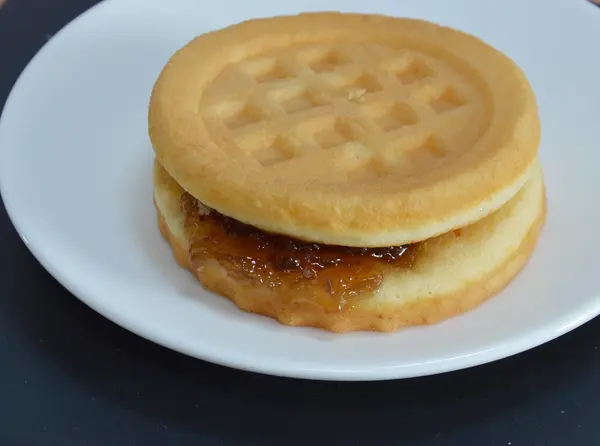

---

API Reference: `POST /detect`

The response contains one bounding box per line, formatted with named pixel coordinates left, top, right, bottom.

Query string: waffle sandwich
left=149, top=12, right=545, bottom=332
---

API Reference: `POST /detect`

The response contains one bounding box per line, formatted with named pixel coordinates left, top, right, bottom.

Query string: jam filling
left=180, top=193, right=419, bottom=311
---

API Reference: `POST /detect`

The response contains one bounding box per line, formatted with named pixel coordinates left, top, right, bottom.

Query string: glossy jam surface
left=181, top=193, right=418, bottom=311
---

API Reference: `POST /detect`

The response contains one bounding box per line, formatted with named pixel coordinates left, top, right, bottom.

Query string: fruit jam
left=181, top=193, right=419, bottom=312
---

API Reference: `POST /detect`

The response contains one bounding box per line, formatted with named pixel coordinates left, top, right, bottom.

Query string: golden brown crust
left=154, top=160, right=546, bottom=333
left=149, top=12, right=540, bottom=247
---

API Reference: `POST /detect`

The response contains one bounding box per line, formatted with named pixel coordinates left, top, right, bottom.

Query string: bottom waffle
left=153, top=161, right=546, bottom=333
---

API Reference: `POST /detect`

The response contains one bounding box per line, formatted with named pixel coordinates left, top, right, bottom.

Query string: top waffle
left=149, top=12, right=540, bottom=247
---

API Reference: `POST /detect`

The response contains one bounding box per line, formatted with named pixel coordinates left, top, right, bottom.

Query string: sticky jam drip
left=181, top=193, right=418, bottom=312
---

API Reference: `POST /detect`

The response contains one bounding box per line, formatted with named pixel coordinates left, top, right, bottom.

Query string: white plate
left=1, top=0, right=599, bottom=381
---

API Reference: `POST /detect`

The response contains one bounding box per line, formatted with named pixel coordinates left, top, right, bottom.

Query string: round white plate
left=1, top=0, right=599, bottom=381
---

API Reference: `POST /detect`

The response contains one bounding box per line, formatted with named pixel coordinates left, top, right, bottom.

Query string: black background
left=1, top=1, right=599, bottom=445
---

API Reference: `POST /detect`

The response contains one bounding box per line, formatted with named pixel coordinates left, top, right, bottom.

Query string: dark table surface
left=1, top=1, right=600, bottom=445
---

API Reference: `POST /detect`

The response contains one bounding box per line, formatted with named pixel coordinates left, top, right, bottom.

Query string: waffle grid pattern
left=203, top=45, right=479, bottom=175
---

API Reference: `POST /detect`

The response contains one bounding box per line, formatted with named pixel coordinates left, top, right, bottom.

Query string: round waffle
left=153, top=160, right=545, bottom=333
left=149, top=12, right=540, bottom=247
